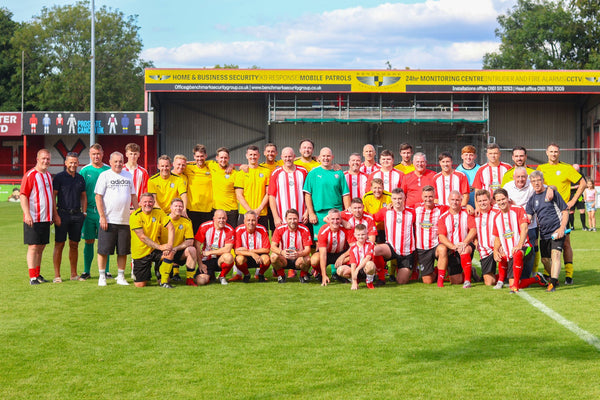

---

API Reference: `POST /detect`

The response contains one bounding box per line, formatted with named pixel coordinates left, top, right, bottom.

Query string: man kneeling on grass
left=130, top=193, right=175, bottom=288
left=270, top=208, right=312, bottom=283
left=492, top=188, right=547, bottom=293
left=194, top=209, right=235, bottom=285
left=335, top=224, right=376, bottom=290
left=234, top=211, right=271, bottom=283
left=162, top=198, right=198, bottom=286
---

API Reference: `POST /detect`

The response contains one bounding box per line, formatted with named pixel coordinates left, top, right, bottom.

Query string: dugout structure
left=145, top=69, right=600, bottom=180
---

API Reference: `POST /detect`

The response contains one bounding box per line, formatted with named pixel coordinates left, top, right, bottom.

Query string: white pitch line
left=519, top=291, right=600, bottom=352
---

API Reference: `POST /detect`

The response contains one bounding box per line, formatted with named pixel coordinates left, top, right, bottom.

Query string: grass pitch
left=0, top=202, right=599, bottom=399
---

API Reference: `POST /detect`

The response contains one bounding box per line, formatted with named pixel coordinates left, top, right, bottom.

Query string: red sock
left=258, top=263, right=270, bottom=275
left=276, top=268, right=284, bottom=277
left=460, top=254, right=472, bottom=282
left=300, top=270, right=308, bottom=278
left=219, top=262, right=233, bottom=278
left=437, top=269, right=446, bottom=287
left=498, top=259, right=507, bottom=282
left=512, top=250, right=523, bottom=289
left=35, top=266, right=41, bottom=277
left=237, top=263, right=249, bottom=276
left=410, top=265, right=419, bottom=280
left=519, top=277, right=537, bottom=288
left=28, top=268, right=37, bottom=279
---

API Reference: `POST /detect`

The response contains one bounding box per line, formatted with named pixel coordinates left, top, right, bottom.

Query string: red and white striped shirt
left=194, top=221, right=235, bottom=261
left=414, top=204, right=447, bottom=250
left=492, top=206, right=530, bottom=259
left=437, top=208, right=476, bottom=245
left=21, top=168, right=54, bottom=223
left=374, top=207, right=416, bottom=256
left=344, top=171, right=368, bottom=200
left=432, top=171, right=469, bottom=206
left=317, top=224, right=350, bottom=254
left=124, top=164, right=149, bottom=202
left=234, top=224, right=270, bottom=251
left=341, top=210, right=378, bottom=242
left=369, top=169, right=403, bottom=193
left=473, top=162, right=511, bottom=195
left=474, top=209, right=498, bottom=258
left=268, top=166, right=307, bottom=217
left=349, top=241, right=375, bottom=266
left=359, top=162, right=381, bottom=175
left=271, top=223, right=312, bottom=251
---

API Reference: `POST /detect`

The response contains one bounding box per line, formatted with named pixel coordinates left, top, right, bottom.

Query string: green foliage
left=484, top=0, right=600, bottom=69
left=9, top=1, right=152, bottom=111
left=0, top=8, right=20, bottom=111
left=1, top=202, right=600, bottom=399
left=214, top=64, right=240, bottom=69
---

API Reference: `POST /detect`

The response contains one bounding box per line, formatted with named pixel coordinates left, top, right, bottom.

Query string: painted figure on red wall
left=29, top=114, right=38, bottom=134
left=56, top=113, right=64, bottom=134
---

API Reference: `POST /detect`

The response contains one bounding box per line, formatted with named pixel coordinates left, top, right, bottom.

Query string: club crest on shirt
left=152, top=217, right=156, bottom=222
left=259, top=173, right=264, bottom=178
left=170, top=183, right=175, bottom=188
left=178, top=224, right=184, bottom=230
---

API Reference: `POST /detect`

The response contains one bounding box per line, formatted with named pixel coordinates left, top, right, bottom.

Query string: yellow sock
left=564, top=262, right=573, bottom=278
left=186, top=268, right=195, bottom=279
left=159, top=261, right=173, bottom=284
left=173, top=266, right=180, bottom=275
left=533, top=251, right=540, bottom=273
left=388, top=259, right=397, bottom=276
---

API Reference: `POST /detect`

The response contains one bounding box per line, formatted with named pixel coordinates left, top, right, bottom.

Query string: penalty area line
left=518, top=291, right=600, bottom=352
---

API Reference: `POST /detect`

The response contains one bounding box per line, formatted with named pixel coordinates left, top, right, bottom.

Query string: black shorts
left=187, top=210, right=214, bottom=235
left=245, top=257, right=262, bottom=270
left=133, top=249, right=163, bottom=283
left=356, top=269, right=367, bottom=281
left=97, top=224, right=131, bottom=256
left=376, top=230, right=386, bottom=244
left=385, top=244, right=415, bottom=270
left=539, top=237, right=565, bottom=258
left=315, top=251, right=346, bottom=267
left=417, top=248, right=437, bottom=275
left=55, top=211, right=85, bottom=243
left=447, top=245, right=475, bottom=276
left=197, top=258, right=221, bottom=281
left=23, top=222, right=50, bottom=245
left=173, top=249, right=186, bottom=265
left=480, top=254, right=496, bottom=276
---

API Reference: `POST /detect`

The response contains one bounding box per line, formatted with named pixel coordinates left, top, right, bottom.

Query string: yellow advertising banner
left=145, top=69, right=600, bottom=94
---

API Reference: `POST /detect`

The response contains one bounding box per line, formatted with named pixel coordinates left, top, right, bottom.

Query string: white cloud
left=142, top=0, right=515, bottom=69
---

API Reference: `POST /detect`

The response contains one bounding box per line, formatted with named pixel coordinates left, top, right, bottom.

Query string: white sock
left=99, top=270, right=106, bottom=278
left=366, top=274, right=374, bottom=284
left=118, top=270, right=125, bottom=278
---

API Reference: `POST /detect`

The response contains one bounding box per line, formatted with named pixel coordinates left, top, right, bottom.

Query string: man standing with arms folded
left=80, top=144, right=110, bottom=280
left=268, top=147, right=308, bottom=227
left=210, top=147, right=239, bottom=228
left=537, top=143, right=585, bottom=285
left=21, top=149, right=53, bottom=285
left=235, top=145, right=270, bottom=227
left=526, top=171, right=569, bottom=292
left=304, top=147, right=351, bottom=239
left=52, top=152, right=87, bottom=282
left=234, top=211, right=271, bottom=283
left=432, top=152, right=470, bottom=207
left=401, top=152, right=435, bottom=208
left=95, top=152, right=138, bottom=287
left=130, top=193, right=175, bottom=288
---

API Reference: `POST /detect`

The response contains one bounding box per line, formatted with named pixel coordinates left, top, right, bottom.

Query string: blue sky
left=5, top=0, right=518, bottom=69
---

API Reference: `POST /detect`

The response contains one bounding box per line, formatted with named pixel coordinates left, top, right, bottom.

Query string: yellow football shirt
left=501, top=166, right=536, bottom=186
left=363, top=190, right=391, bottom=230
left=234, top=165, right=271, bottom=215
left=208, top=163, right=238, bottom=211
left=536, top=162, right=583, bottom=202
left=260, top=160, right=283, bottom=173
left=147, top=173, right=187, bottom=213
left=394, top=163, right=415, bottom=174
left=184, top=162, right=213, bottom=212
left=161, top=215, right=194, bottom=247
left=294, top=158, right=321, bottom=172
left=130, top=208, right=171, bottom=259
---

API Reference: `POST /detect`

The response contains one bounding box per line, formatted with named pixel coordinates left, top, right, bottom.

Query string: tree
left=10, top=1, right=152, bottom=111
left=483, top=0, right=600, bottom=69
left=0, top=8, right=20, bottom=111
